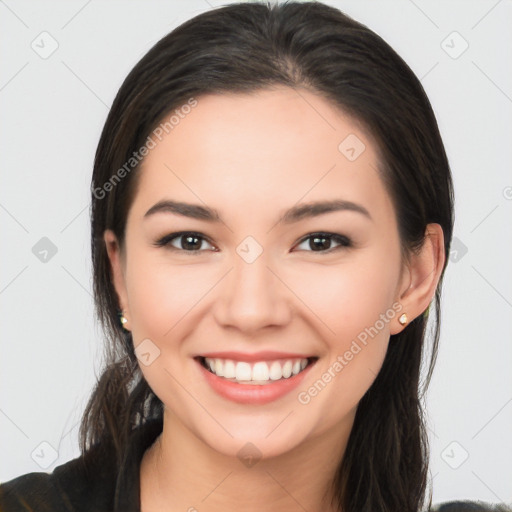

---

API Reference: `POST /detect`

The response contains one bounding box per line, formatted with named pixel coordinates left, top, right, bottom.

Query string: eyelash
left=154, top=231, right=353, bottom=254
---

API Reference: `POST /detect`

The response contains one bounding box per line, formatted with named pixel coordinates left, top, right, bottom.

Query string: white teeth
left=282, top=360, right=293, bottom=378
left=224, top=360, right=236, bottom=379
left=214, top=359, right=224, bottom=377
left=269, top=361, right=282, bottom=380
left=235, top=361, right=252, bottom=381
left=252, top=362, right=269, bottom=381
left=203, top=357, right=311, bottom=383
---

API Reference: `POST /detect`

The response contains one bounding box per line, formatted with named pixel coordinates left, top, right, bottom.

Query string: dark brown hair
left=81, top=2, right=454, bottom=511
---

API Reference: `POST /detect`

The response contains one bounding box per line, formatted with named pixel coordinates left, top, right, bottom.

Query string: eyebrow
left=144, top=198, right=372, bottom=224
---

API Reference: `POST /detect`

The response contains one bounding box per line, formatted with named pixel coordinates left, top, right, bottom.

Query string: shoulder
left=431, top=501, right=512, bottom=511
left=0, top=443, right=117, bottom=512
left=0, top=470, right=60, bottom=512
left=0, top=418, right=163, bottom=512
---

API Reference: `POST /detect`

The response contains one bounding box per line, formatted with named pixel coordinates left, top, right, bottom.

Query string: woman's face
left=106, top=87, right=412, bottom=459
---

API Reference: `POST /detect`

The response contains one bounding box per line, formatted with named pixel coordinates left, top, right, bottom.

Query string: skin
left=104, top=87, right=445, bottom=512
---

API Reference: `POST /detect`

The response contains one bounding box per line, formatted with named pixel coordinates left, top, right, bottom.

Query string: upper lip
left=196, top=351, right=316, bottom=362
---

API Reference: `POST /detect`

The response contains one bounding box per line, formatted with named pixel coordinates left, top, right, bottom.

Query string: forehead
left=130, top=87, right=394, bottom=226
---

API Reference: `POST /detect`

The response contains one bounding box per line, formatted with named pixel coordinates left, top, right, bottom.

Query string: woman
left=1, top=2, right=502, bottom=511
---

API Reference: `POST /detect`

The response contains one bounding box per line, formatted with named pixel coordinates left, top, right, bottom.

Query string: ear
left=390, top=223, right=445, bottom=335
left=104, top=229, right=131, bottom=331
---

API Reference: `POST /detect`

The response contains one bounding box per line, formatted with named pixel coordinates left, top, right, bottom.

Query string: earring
left=119, top=311, right=128, bottom=327
left=398, top=313, right=408, bottom=326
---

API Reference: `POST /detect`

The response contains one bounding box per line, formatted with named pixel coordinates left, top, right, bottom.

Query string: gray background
left=1, top=0, right=511, bottom=505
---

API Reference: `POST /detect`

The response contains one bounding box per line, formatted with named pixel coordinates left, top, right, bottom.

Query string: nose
left=212, top=252, right=292, bottom=334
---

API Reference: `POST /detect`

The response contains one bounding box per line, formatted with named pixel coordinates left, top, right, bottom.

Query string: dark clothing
left=0, top=418, right=163, bottom=512
left=0, top=417, right=508, bottom=511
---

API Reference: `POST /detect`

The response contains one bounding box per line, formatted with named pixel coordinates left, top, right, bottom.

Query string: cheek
left=290, top=252, right=399, bottom=410
left=124, top=254, right=211, bottom=410
left=293, top=271, right=394, bottom=430
left=126, top=253, right=212, bottom=341
left=291, top=254, right=399, bottom=342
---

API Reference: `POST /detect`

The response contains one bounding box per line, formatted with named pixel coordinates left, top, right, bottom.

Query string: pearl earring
left=120, top=312, right=128, bottom=327
left=398, top=313, right=408, bottom=326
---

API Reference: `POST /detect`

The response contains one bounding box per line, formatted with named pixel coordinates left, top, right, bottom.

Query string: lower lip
left=196, top=358, right=316, bottom=405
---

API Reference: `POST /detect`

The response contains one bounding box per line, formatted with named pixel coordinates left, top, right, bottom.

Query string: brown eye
left=154, top=232, right=216, bottom=252
left=294, top=232, right=352, bottom=253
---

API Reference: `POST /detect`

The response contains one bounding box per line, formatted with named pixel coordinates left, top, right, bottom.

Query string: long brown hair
left=81, top=3, right=454, bottom=511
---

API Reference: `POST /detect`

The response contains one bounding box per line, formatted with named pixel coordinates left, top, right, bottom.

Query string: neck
left=140, top=407, right=354, bottom=512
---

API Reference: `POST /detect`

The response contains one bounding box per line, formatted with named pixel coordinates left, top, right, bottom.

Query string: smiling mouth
left=196, top=356, right=318, bottom=385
